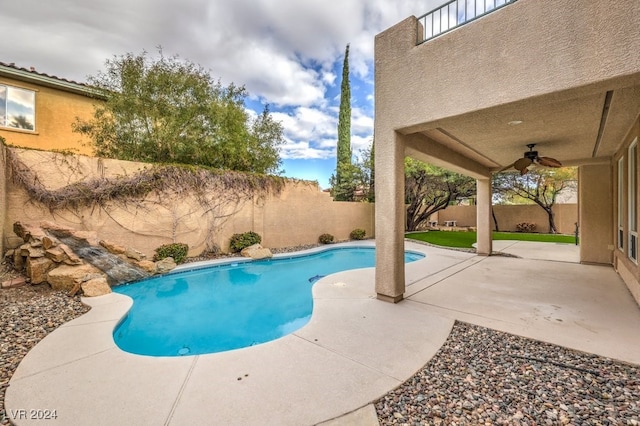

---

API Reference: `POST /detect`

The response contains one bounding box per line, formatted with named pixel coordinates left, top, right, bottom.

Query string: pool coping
left=6, top=240, right=462, bottom=426
left=6, top=240, right=640, bottom=425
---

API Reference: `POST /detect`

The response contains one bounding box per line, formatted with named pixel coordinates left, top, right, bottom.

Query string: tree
left=405, top=158, right=476, bottom=231
left=73, top=48, right=283, bottom=174
left=493, top=167, right=577, bottom=233
left=330, top=162, right=362, bottom=201
left=333, top=44, right=352, bottom=201
left=328, top=141, right=374, bottom=202
left=361, top=141, right=375, bottom=202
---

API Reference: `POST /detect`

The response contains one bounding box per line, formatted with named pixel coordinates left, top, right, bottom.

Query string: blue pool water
left=113, top=247, right=424, bottom=356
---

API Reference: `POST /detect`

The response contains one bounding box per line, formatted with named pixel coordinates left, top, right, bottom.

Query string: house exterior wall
left=2, top=147, right=374, bottom=258
left=613, top=117, right=640, bottom=305
left=578, top=164, right=614, bottom=265
left=375, top=0, right=639, bottom=301
left=0, top=144, right=6, bottom=254
left=0, top=75, right=96, bottom=155
left=375, top=0, right=639, bottom=133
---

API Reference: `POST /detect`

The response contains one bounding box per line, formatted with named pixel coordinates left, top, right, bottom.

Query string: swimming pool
left=113, top=246, right=424, bottom=356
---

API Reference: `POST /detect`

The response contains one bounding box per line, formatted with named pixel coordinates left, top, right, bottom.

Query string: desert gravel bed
left=376, top=321, right=640, bottom=425
left=0, top=285, right=89, bottom=426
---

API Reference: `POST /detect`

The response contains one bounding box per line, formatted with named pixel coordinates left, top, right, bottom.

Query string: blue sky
left=1, top=0, right=444, bottom=189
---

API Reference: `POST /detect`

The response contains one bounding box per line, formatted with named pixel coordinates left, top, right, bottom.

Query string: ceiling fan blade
left=498, top=162, right=516, bottom=172
left=520, top=167, right=529, bottom=176
left=537, top=156, right=562, bottom=168
left=514, top=157, right=533, bottom=171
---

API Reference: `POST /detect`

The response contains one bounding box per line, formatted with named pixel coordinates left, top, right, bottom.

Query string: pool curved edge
left=5, top=240, right=453, bottom=426
left=110, top=241, right=427, bottom=356
left=9, top=240, right=433, bottom=369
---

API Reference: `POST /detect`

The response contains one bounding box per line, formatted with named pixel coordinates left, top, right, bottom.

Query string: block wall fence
left=0, top=145, right=578, bottom=258
left=0, top=146, right=374, bottom=257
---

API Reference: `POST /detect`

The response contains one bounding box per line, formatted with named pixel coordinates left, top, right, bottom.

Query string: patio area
left=5, top=241, right=640, bottom=425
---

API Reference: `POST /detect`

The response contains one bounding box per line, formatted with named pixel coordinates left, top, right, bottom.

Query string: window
left=629, top=138, right=638, bottom=263
left=0, top=84, right=35, bottom=131
left=618, top=156, right=624, bottom=251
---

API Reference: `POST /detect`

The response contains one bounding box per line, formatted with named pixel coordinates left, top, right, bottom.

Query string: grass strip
left=406, top=231, right=576, bottom=248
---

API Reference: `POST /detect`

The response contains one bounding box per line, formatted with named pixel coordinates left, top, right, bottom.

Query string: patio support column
left=375, top=131, right=406, bottom=303
left=476, top=177, right=493, bottom=255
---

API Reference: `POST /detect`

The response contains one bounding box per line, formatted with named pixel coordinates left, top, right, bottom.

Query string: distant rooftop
left=0, top=61, right=96, bottom=96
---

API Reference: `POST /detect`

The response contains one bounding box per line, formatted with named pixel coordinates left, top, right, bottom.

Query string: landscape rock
left=1, top=276, right=27, bottom=289
left=155, top=257, right=177, bottom=274
left=100, top=240, right=126, bottom=255
left=125, top=248, right=146, bottom=261
left=26, top=257, right=54, bottom=284
left=9, top=221, right=152, bottom=291
left=59, top=244, right=83, bottom=265
left=45, top=246, right=67, bottom=263
left=13, top=249, right=26, bottom=271
left=47, top=264, right=104, bottom=292
left=241, top=244, right=273, bottom=260
left=21, top=245, right=44, bottom=258
left=42, top=235, right=60, bottom=249
left=137, top=260, right=157, bottom=274
left=13, top=221, right=47, bottom=243
left=81, top=277, right=112, bottom=297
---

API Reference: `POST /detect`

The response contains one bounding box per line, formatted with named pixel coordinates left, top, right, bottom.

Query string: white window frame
left=618, top=156, right=624, bottom=251
left=628, top=138, right=638, bottom=264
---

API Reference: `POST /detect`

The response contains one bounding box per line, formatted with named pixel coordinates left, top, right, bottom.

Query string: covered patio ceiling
left=398, top=77, right=640, bottom=172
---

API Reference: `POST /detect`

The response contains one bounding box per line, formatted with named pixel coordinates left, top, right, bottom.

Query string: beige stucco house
left=0, top=62, right=97, bottom=154
left=374, top=0, right=640, bottom=304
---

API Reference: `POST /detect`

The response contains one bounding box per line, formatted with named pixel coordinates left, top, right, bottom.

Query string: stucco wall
left=436, top=204, right=578, bottom=235
left=579, top=164, right=613, bottom=264
left=0, top=144, right=6, bottom=254
left=375, top=0, right=640, bottom=133
left=0, top=76, right=95, bottom=155
left=2, top=148, right=374, bottom=257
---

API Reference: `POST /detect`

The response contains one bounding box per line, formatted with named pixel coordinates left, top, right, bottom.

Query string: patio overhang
left=374, top=0, right=640, bottom=302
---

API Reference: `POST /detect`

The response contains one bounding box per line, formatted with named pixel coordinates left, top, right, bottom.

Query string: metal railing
left=417, top=0, right=517, bottom=44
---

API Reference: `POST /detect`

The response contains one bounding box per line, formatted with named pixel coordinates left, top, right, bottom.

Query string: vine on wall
left=6, top=148, right=285, bottom=211
left=5, top=147, right=290, bottom=253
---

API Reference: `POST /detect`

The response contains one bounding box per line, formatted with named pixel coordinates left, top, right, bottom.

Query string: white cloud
left=1, top=0, right=447, bottom=171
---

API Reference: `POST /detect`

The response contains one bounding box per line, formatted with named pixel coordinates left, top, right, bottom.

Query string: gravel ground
left=376, top=321, right=640, bottom=425
left=0, top=266, right=89, bottom=426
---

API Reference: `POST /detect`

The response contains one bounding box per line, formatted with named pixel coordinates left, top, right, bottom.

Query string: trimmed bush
left=229, top=231, right=262, bottom=252
left=516, top=222, right=536, bottom=232
left=154, top=243, right=189, bottom=264
left=318, top=233, right=334, bottom=244
left=350, top=228, right=366, bottom=240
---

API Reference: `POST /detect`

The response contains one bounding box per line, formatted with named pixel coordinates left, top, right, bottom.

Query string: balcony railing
left=417, top=0, right=517, bottom=44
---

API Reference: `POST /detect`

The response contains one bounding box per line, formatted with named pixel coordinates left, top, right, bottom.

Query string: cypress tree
left=334, top=44, right=352, bottom=201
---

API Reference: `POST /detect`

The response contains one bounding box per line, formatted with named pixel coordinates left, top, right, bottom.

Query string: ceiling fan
left=499, top=143, right=562, bottom=175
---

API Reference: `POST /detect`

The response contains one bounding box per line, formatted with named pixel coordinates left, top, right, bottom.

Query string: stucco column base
left=376, top=293, right=404, bottom=303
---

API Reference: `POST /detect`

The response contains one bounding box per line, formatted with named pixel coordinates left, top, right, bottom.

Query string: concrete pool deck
left=5, top=240, right=640, bottom=425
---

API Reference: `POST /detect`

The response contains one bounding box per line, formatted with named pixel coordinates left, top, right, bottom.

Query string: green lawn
left=406, top=230, right=577, bottom=248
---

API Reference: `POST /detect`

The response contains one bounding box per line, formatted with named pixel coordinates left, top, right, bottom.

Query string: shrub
left=229, top=231, right=262, bottom=252
left=318, top=233, right=334, bottom=244
left=516, top=222, right=536, bottom=232
left=350, top=228, right=366, bottom=240
left=154, top=243, right=189, bottom=264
